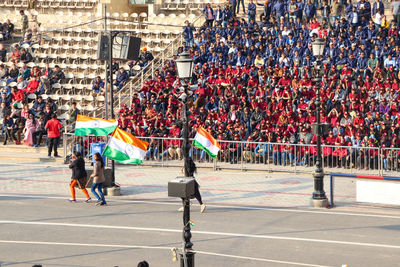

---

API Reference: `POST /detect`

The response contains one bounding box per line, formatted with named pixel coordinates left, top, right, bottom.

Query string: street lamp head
left=312, top=37, right=325, bottom=58
left=175, top=52, right=194, bottom=79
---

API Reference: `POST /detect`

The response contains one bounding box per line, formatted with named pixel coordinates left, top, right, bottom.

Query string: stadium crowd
left=115, top=0, right=400, bottom=170
left=0, top=10, right=68, bottom=147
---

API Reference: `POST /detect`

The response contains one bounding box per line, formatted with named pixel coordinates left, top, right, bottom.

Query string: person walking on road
left=90, top=152, right=107, bottom=206
left=44, top=113, right=62, bottom=158
left=178, top=157, right=206, bottom=213
left=68, top=151, right=91, bottom=203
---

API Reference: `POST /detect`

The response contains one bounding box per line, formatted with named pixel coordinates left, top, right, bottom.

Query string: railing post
left=63, top=132, right=67, bottom=159
left=241, top=142, right=244, bottom=171
left=161, top=138, right=164, bottom=167
left=129, top=83, right=132, bottom=105
left=213, top=157, right=216, bottom=171
left=141, top=70, right=144, bottom=87
left=118, top=92, right=121, bottom=110
left=151, top=61, right=154, bottom=78
left=379, top=148, right=383, bottom=176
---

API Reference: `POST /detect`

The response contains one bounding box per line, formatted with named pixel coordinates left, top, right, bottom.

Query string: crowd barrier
left=63, top=133, right=400, bottom=175
left=330, top=173, right=400, bottom=207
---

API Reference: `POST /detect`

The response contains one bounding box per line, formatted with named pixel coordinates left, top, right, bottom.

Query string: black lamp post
left=311, top=38, right=329, bottom=208
left=175, top=51, right=195, bottom=267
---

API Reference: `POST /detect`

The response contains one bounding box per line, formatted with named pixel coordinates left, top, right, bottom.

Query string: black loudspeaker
left=113, top=36, right=141, bottom=60
left=97, top=35, right=141, bottom=61
left=97, top=35, right=109, bottom=61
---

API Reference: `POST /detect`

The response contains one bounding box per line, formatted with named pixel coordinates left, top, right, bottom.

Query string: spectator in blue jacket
left=214, top=6, right=224, bottom=25
left=202, top=4, right=214, bottom=27
left=357, top=51, right=368, bottom=75
left=114, top=68, right=129, bottom=90
left=248, top=0, right=257, bottom=22
left=222, top=5, right=233, bottom=27
left=273, top=0, right=285, bottom=20
left=92, top=76, right=105, bottom=95
left=183, top=21, right=195, bottom=47
left=304, top=0, right=317, bottom=22
left=372, top=0, right=384, bottom=16
left=357, top=0, right=371, bottom=20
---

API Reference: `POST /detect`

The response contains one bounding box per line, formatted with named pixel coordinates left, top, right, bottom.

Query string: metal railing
left=62, top=133, right=400, bottom=176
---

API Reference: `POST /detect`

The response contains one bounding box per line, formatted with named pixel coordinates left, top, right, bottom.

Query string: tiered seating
left=159, top=0, right=226, bottom=13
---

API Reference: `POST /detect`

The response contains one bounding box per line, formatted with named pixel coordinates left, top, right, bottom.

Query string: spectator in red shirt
left=24, top=76, right=40, bottom=94
left=11, top=87, right=24, bottom=103
left=45, top=113, right=63, bottom=158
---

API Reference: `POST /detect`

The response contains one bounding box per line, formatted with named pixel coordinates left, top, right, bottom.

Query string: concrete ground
left=1, top=160, right=400, bottom=267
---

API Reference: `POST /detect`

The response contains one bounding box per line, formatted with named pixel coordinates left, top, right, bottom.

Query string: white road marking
left=1, top=193, right=400, bottom=220
left=0, top=220, right=399, bottom=250
left=0, top=240, right=331, bottom=267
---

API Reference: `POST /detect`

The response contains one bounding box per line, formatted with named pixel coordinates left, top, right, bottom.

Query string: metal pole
left=104, top=4, right=108, bottom=119
left=109, top=28, right=115, bottom=186
left=182, top=83, right=190, bottom=177
left=180, top=82, right=194, bottom=267
left=312, top=61, right=328, bottom=206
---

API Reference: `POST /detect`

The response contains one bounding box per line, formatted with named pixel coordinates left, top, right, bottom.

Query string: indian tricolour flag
left=103, top=127, right=149, bottom=164
left=74, top=115, right=117, bottom=136
left=192, top=126, right=220, bottom=158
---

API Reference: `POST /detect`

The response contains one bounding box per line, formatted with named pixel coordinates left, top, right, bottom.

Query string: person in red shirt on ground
left=45, top=113, right=63, bottom=158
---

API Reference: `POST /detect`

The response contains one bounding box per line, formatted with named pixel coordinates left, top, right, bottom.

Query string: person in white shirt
left=384, top=54, right=396, bottom=68
left=373, top=9, right=382, bottom=27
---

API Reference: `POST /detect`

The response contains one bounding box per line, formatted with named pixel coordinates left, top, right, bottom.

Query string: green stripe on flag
left=103, top=146, right=143, bottom=164
left=192, top=140, right=217, bottom=158
left=74, top=126, right=116, bottom=136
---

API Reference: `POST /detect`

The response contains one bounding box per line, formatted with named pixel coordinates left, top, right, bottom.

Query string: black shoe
left=54, top=155, right=61, bottom=158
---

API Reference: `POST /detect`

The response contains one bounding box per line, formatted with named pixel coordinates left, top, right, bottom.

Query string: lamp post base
left=310, top=198, right=329, bottom=208
left=180, top=251, right=195, bottom=267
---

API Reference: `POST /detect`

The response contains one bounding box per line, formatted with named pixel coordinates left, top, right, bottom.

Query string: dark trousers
left=48, top=137, right=59, bottom=156
left=395, top=14, right=400, bottom=27
left=33, top=130, right=45, bottom=145
left=205, top=19, right=213, bottom=27
left=4, top=128, right=14, bottom=143
left=5, top=128, right=20, bottom=143
left=193, top=180, right=203, bottom=205
left=236, top=0, right=245, bottom=13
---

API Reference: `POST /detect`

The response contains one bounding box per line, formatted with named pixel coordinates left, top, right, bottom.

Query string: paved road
left=1, top=161, right=400, bottom=266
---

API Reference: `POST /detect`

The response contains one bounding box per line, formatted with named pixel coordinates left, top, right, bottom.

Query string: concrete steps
left=0, top=144, right=64, bottom=163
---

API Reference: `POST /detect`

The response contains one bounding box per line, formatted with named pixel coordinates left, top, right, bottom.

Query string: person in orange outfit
left=68, top=151, right=91, bottom=203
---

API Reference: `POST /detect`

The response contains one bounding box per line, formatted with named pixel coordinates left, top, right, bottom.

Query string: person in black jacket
left=32, top=112, right=46, bottom=147
left=68, top=152, right=91, bottom=202
left=178, top=157, right=206, bottom=213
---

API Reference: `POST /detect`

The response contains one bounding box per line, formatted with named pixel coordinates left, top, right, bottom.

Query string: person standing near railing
left=183, top=20, right=195, bottom=47
left=228, top=134, right=242, bottom=164
left=45, top=113, right=62, bottom=158
left=202, top=4, right=214, bottom=27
